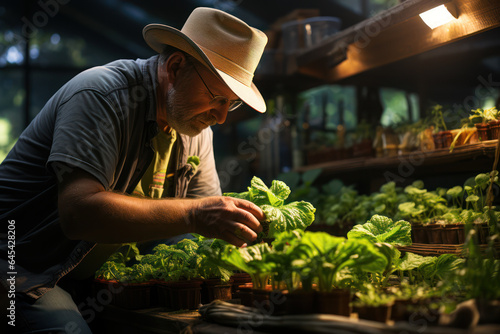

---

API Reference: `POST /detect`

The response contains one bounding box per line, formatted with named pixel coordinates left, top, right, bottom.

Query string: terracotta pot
left=314, top=289, right=351, bottom=316
left=265, top=289, right=288, bottom=315
left=489, top=119, right=500, bottom=141
left=425, top=223, right=443, bottom=244
left=476, top=223, right=490, bottom=244
left=391, top=299, right=412, bottom=321
left=411, top=223, right=428, bottom=243
left=285, top=289, right=315, bottom=315
left=167, top=279, right=202, bottom=310
left=155, top=280, right=172, bottom=308
left=441, top=224, right=465, bottom=244
left=236, top=283, right=254, bottom=307
left=475, top=123, right=491, bottom=141
left=252, top=285, right=273, bottom=312
left=357, top=304, right=392, bottom=323
left=440, top=130, right=453, bottom=148
left=93, top=280, right=153, bottom=310
left=201, top=278, right=233, bottom=304
left=231, top=273, right=252, bottom=295
left=432, top=132, right=443, bottom=149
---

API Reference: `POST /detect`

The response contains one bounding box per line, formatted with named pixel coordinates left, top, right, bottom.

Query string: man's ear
left=164, top=51, right=188, bottom=85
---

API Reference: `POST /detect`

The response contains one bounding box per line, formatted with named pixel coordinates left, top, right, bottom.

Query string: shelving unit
left=258, top=0, right=500, bottom=188
left=297, top=140, right=498, bottom=174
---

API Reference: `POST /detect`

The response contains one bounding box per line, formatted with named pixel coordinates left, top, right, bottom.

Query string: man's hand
left=57, top=166, right=265, bottom=246
left=190, top=196, right=265, bottom=247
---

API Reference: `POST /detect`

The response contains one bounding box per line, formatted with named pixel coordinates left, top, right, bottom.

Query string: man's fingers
left=233, top=208, right=263, bottom=234
left=221, top=230, right=247, bottom=248
left=233, top=199, right=266, bottom=232
left=232, top=222, right=258, bottom=242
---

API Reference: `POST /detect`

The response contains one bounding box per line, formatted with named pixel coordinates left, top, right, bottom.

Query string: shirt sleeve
left=47, top=90, right=123, bottom=189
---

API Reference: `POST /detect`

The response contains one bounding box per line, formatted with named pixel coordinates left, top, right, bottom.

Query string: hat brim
left=143, top=24, right=266, bottom=113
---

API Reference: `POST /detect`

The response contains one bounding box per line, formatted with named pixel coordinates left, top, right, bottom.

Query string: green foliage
left=224, top=176, right=316, bottom=239
left=220, top=242, right=273, bottom=289
left=398, top=181, right=448, bottom=224
left=469, top=107, right=498, bottom=124
left=347, top=214, right=412, bottom=246
left=95, top=237, right=235, bottom=283
left=453, top=230, right=500, bottom=300
left=298, top=232, right=388, bottom=292
left=317, top=180, right=363, bottom=226
left=354, top=284, right=395, bottom=307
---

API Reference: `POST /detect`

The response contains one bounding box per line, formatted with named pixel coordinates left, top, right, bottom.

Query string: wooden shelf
left=293, top=0, right=500, bottom=83
left=296, top=140, right=499, bottom=176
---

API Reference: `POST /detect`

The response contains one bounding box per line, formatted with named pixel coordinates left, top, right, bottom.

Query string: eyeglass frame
left=190, top=63, right=243, bottom=112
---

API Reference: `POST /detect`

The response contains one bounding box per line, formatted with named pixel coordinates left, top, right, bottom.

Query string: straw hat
left=143, top=7, right=268, bottom=113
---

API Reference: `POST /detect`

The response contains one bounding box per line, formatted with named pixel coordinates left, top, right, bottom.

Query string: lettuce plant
left=354, top=284, right=395, bottom=307
left=220, top=242, right=273, bottom=289
left=397, top=181, right=448, bottom=224
left=347, top=215, right=412, bottom=246
left=224, top=176, right=316, bottom=239
left=300, top=232, right=388, bottom=292
left=192, top=235, right=233, bottom=282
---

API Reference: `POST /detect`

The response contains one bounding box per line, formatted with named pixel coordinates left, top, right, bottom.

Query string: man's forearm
left=61, top=190, right=198, bottom=243
left=58, top=168, right=264, bottom=246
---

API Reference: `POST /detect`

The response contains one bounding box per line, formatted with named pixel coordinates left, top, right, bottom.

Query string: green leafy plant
left=354, top=284, right=395, bottom=307
left=369, top=182, right=407, bottom=220
left=300, top=232, right=388, bottom=292
left=469, top=107, right=497, bottom=124
left=220, top=242, right=273, bottom=289
left=397, top=181, right=448, bottom=224
left=347, top=214, right=412, bottom=246
left=452, top=230, right=500, bottom=301
left=192, top=235, right=233, bottom=282
left=95, top=243, right=146, bottom=282
left=429, top=104, right=448, bottom=132
left=224, top=176, right=316, bottom=239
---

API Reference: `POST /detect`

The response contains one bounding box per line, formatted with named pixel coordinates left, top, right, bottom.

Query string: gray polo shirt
left=0, top=55, right=221, bottom=299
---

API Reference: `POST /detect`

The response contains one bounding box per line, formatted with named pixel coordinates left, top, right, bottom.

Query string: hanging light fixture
left=419, top=3, right=458, bottom=29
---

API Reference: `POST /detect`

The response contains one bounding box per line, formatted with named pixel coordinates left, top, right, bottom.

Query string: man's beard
left=165, top=87, right=215, bottom=137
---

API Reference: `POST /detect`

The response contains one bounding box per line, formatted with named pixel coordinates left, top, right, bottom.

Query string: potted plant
left=220, top=242, right=273, bottom=310
left=194, top=236, right=235, bottom=304
left=487, top=107, right=500, bottom=140
left=314, top=180, right=360, bottom=236
left=301, top=232, right=388, bottom=316
left=429, top=104, right=452, bottom=149
left=469, top=107, right=495, bottom=141
left=94, top=243, right=154, bottom=310
left=397, top=182, right=448, bottom=244
left=224, top=176, right=316, bottom=243
left=354, top=285, right=395, bottom=323
left=269, top=229, right=315, bottom=315
left=145, top=240, right=203, bottom=310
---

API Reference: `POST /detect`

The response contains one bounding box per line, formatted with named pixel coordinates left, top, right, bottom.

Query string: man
left=0, top=7, right=268, bottom=333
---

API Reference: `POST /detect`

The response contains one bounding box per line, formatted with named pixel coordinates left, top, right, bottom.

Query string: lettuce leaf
left=347, top=214, right=412, bottom=246
left=224, top=176, right=315, bottom=238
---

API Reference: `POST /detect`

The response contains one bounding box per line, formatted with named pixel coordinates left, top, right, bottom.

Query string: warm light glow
left=419, top=4, right=457, bottom=29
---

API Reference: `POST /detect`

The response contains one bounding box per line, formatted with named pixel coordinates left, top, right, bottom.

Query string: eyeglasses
left=191, top=64, right=243, bottom=112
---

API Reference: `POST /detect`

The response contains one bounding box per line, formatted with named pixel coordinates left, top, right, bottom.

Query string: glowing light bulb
left=419, top=4, right=458, bottom=29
